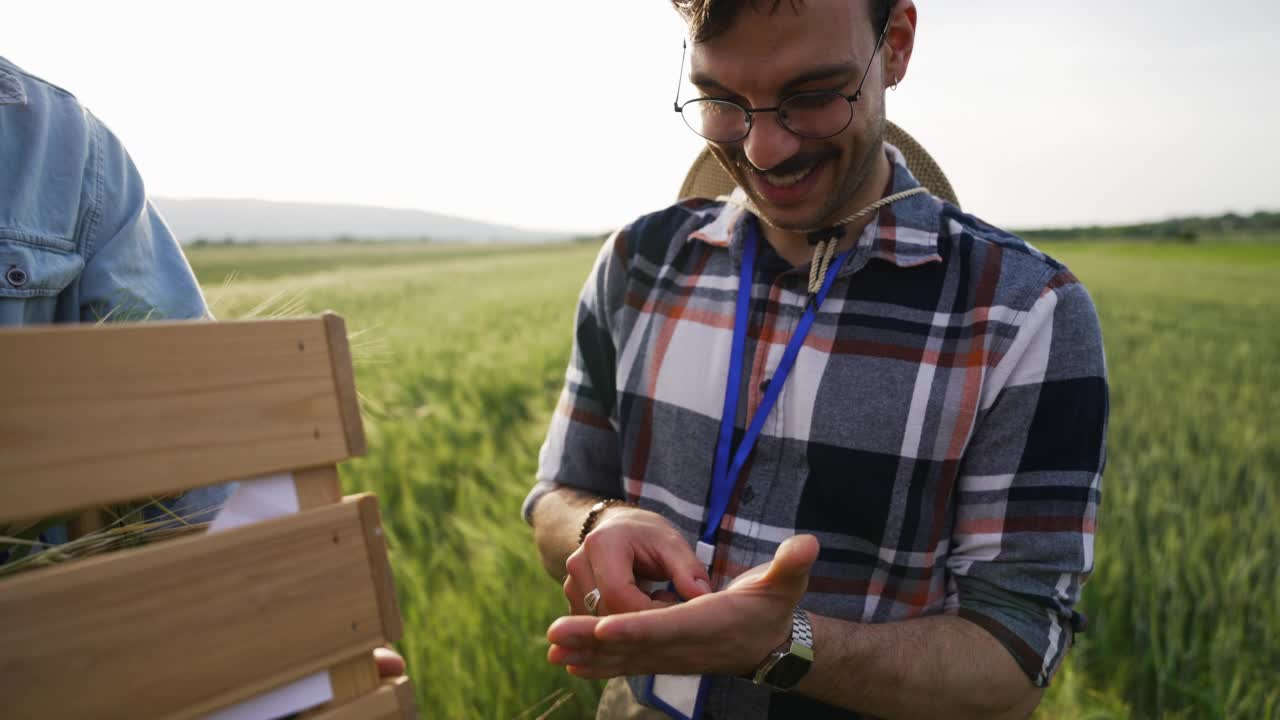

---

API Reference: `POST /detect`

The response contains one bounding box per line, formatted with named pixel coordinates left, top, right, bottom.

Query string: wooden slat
left=0, top=496, right=392, bottom=720
left=305, top=677, right=418, bottom=720
left=292, top=472, right=404, bottom=714
left=391, top=671, right=422, bottom=717
left=0, top=316, right=356, bottom=522
left=357, top=491, right=405, bottom=643
left=325, top=652, right=382, bottom=704
left=67, top=508, right=107, bottom=540
left=322, top=313, right=367, bottom=457
left=392, top=676, right=420, bottom=720
left=295, top=465, right=344, bottom=508
left=293, top=466, right=383, bottom=711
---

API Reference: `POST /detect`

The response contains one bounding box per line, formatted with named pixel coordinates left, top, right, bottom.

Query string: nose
left=741, top=112, right=802, bottom=172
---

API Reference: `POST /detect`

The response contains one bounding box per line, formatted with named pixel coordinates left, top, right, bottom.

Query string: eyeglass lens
left=681, top=92, right=852, bottom=143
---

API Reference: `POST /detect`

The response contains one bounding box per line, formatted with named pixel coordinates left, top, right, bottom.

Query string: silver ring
left=584, top=588, right=602, bottom=616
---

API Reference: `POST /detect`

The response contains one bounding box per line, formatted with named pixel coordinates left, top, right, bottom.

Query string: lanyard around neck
left=701, top=220, right=852, bottom=546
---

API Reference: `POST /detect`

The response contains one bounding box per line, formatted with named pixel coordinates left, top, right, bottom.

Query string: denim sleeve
left=0, top=64, right=226, bottom=547
left=79, top=115, right=230, bottom=517
left=77, top=114, right=208, bottom=323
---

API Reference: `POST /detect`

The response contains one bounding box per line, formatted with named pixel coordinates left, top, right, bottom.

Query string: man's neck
left=760, top=146, right=892, bottom=268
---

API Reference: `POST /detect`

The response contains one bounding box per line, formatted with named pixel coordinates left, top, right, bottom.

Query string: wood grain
left=292, top=466, right=382, bottom=714
left=357, top=491, right=405, bottom=643
left=322, top=312, right=367, bottom=457
left=392, top=675, right=420, bottom=720
left=0, top=496, right=391, bottom=720
left=0, top=317, right=355, bottom=522
left=319, top=652, right=381, bottom=709
left=304, top=677, right=418, bottom=720
left=67, top=508, right=107, bottom=540
left=294, top=465, right=343, bottom=509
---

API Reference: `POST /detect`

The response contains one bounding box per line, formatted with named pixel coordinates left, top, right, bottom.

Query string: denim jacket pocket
left=0, top=231, right=85, bottom=324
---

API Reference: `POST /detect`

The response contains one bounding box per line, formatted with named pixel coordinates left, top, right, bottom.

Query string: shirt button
left=6, top=266, right=28, bottom=288
left=741, top=485, right=755, bottom=504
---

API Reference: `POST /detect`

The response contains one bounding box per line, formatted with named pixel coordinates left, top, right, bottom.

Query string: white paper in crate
left=203, top=473, right=335, bottom=720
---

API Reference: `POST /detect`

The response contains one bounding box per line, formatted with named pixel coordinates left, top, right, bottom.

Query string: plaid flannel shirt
left=524, top=145, right=1108, bottom=719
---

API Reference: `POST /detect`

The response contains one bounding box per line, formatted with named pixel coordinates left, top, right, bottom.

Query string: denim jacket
left=0, top=56, right=207, bottom=325
left=0, top=57, right=227, bottom=547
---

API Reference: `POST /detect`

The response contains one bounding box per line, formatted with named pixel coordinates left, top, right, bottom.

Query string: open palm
left=546, top=535, right=820, bottom=679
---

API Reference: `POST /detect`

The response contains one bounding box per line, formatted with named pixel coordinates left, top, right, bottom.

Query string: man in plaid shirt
left=524, top=1, right=1107, bottom=718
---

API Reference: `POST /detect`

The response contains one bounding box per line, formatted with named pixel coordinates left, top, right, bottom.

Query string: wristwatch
left=752, top=608, right=814, bottom=691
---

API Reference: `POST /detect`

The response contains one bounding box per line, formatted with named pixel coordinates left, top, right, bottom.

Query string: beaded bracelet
left=578, top=498, right=627, bottom=545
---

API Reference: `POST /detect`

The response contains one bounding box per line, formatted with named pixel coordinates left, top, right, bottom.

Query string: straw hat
left=677, top=121, right=960, bottom=208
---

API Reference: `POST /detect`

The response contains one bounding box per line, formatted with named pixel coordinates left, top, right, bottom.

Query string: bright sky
left=4, top=0, right=1278, bottom=234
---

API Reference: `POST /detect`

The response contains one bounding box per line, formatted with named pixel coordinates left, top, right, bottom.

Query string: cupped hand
left=548, top=534, right=820, bottom=679
left=562, top=505, right=713, bottom=617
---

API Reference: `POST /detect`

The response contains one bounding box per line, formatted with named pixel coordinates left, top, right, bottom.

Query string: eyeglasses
left=672, top=19, right=890, bottom=144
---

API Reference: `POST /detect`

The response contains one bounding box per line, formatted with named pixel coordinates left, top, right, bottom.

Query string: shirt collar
left=0, top=58, right=29, bottom=106
left=687, top=142, right=944, bottom=270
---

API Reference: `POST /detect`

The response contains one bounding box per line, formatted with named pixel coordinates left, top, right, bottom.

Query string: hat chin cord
left=729, top=186, right=929, bottom=294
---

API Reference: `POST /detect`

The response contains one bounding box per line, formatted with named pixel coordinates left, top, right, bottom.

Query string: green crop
left=190, top=238, right=1280, bottom=719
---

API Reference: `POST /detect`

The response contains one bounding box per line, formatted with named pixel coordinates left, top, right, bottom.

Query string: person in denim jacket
left=0, top=55, right=228, bottom=548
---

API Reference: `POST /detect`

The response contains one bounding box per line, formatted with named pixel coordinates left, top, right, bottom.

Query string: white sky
left=4, top=0, right=1278, bottom=233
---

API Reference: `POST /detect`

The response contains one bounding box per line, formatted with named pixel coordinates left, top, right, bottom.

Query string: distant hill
left=1018, top=210, right=1280, bottom=243
left=152, top=197, right=566, bottom=244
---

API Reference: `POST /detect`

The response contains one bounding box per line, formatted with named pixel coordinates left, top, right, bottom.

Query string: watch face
left=765, top=651, right=812, bottom=689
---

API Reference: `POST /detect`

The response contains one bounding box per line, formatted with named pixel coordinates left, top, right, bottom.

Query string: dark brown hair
left=672, top=0, right=893, bottom=43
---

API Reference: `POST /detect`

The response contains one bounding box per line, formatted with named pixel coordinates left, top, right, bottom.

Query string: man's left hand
left=546, top=535, right=819, bottom=679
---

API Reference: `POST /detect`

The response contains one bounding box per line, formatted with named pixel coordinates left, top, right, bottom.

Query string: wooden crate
left=0, top=313, right=417, bottom=719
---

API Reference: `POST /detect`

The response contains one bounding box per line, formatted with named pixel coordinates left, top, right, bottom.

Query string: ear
left=883, top=1, right=918, bottom=88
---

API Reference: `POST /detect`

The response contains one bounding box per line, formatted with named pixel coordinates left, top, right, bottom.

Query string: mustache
left=732, top=147, right=838, bottom=176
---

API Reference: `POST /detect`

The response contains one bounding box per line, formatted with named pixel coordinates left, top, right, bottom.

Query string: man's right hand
left=562, top=505, right=713, bottom=616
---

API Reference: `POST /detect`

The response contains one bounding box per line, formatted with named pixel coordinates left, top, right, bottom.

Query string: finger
left=649, top=588, right=681, bottom=604
left=590, top=529, right=714, bottom=612
left=561, top=638, right=684, bottom=678
left=565, top=545, right=590, bottom=578
left=549, top=643, right=627, bottom=668
left=659, top=540, right=714, bottom=603
left=373, top=647, right=405, bottom=678
left=594, top=594, right=730, bottom=648
left=547, top=615, right=603, bottom=649
left=564, top=549, right=599, bottom=612
left=566, top=657, right=629, bottom=680
left=582, top=532, right=654, bottom=614
left=548, top=644, right=593, bottom=666
left=563, top=575, right=591, bottom=615
left=761, top=534, right=820, bottom=591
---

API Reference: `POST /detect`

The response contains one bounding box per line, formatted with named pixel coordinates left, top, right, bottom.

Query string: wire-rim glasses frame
left=672, top=17, right=892, bottom=143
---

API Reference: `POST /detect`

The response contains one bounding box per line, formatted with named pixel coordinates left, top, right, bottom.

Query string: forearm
left=796, top=613, right=1042, bottom=720
left=530, top=485, right=600, bottom=582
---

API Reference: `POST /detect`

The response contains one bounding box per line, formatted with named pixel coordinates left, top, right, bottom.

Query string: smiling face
left=688, top=0, right=900, bottom=232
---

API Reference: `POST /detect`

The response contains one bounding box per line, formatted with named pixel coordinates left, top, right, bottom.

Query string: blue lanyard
left=701, top=222, right=852, bottom=546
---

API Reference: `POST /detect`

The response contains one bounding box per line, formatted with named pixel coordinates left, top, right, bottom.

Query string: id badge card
left=639, top=541, right=716, bottom=720
left=640, top=673, right=709, bottom=720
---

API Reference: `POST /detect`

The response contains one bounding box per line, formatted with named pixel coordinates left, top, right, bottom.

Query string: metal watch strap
left=792, top=607, right=814, bottom=649
left=752, top=608, right=814, bottom=690
left=578, top=498, right=625, bottom=545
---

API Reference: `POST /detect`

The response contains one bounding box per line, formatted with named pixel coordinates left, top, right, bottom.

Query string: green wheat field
left=190, top=236, right=1280, bottom=719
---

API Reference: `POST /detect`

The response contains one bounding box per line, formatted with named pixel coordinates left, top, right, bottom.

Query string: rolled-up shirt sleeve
left=522, top=230, right=630, bottom=523
left=946, top=270, right=1108, bottom=687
